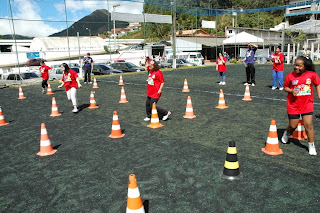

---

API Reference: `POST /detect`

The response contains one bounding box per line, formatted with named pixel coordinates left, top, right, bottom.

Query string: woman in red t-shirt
left=216, top=53, right=227, bottom=85
left=58, top=63, right=82, bottom=113
left=144, top=60, right=171, bottom=121
left=281, top=56, right=320, bottom=156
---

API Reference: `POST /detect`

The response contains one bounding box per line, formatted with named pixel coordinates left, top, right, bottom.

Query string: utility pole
left=172, top=0, right=177, bottom=69
left=113, top=4, right=120, bottom=53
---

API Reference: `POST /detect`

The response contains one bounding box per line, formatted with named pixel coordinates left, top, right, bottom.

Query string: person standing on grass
left=242, top=43, right=258, bottom=86
left=216, top=53, right=227, bottom=85
left=83, top=52, right=93, bottom=84
left=144, top=60, right=171, bottom=121
left=58, top=63, right=82, bottom=113
left=281, top=56, right=320, bottom=156
left=271, top=47, right=285, bottom=90
left=39, top=60, right=51, bottom=94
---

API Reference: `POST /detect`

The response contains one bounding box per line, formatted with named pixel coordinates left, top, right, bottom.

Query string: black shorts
left=288, top=112, right=313, bottom=119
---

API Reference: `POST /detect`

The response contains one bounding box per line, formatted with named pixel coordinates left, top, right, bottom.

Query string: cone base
left=182, top=90, right=190, bottom=92
left=37, top=149, right=57, bottom=156
left=221, top=172, right=243, bottom=180
left=119, top=100, right=128, bottom=103
left=183, top=115, right=196, bottom=119
left=0, top=122, right=9, bottom=126
left=108, top=133, right=125, bottom=139
left=261, top=147, right=283, bottom=155
left=92, top=86, right=99, bottom=89
left=147, top=123, right=164, bottom=128
left=88, top=105, right=99, bottom=109
left=242, top=98, right=252, bottom=101
left=290, top=136, right=308, bottom=140
left=50, top=113, right=61, bottom=117
left=18, top=97, right=26, bottom=99
left=215, top=105, right=229, bottom=109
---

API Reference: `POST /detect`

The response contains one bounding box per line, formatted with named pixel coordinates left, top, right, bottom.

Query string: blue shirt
left=83, top=56, right=93, bottom=68
left=245, top=47, right=257, bottom=64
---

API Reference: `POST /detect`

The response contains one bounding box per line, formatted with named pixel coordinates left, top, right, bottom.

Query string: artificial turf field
left=1, top=64, right=320, bottom=212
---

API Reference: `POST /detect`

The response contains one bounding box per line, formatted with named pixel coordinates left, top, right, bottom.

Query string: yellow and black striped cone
left=221, top=141, right=243, bottom=180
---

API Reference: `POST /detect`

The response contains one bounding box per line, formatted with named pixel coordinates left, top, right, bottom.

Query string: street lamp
left=113, top=4, right=120, bottom=52
left=86, top=27, right=91, bottom=49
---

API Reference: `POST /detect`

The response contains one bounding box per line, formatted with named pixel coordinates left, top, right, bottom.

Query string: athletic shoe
left=279, top=87, right=284, bottom=91
left=251, top=83, right=255, bottom=86
left=309, top=143, right=317, bottom=156
left=281, top=130, right=289, bottom=144
left=42, top=89, right=46, bottom=94
left=272, top=87, right=277, bottom=90
left=89, top=82, right=93, bottom=84
left=162, top=111, right=171, bottom=121
left=84, top=82, right=87, bottom=84
left=144, top=117, right=150, bottom=121
left=244, top=82, right=250, bottom=85
left=218, top=82, right=222, bottom=85
left=72, top=108, right=79, bottom=113
left=222, top=82, right=226, bottom=85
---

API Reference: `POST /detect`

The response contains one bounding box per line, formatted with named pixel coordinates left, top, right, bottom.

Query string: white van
left=167, top=52, right=204, bottom=66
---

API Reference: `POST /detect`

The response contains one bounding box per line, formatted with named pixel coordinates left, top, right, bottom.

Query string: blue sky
left=0, top=0, right=144, bottom=37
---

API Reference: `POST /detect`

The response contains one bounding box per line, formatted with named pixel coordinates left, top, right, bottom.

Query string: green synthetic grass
left=1, top=64, right=320, bottom=212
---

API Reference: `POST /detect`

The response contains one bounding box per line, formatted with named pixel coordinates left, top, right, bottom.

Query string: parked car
left=110, top=62, right=145, bottom=72
left=26, top=58, right=45, bottom=66
left=92, top=64, right=123, bottom=75
left=6, top=72, right=42, bottom=84
left=49, top=68, right=63, bottom=80
left=164, top=59, right=196, bottom=68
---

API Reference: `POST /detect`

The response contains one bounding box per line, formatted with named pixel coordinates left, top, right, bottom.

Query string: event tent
left=223, top=31, right=264, bottom=44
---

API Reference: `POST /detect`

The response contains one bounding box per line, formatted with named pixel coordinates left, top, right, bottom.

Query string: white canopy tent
left=223, top=31, right=264, bottom=44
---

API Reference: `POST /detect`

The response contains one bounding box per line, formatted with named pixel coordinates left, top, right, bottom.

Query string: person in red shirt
left=271, top=47, right=285, bottom=90
left=216, top=53, right=227, bottom=85
left=281, top=56, right=320, bottom=156
left=58, top=63, right=82, bottom=113
left=144, top=60, right=171, bottom=121
left=39, top=60, right=51, bottom=94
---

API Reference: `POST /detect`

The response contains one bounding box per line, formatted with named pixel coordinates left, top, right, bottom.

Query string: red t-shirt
left=147, top=69, right=164, bottom=99
left=39, top=65, right=51, bottom=80
left=62, top=69, right=78, bottom=91
left=271, top=53, right=284, bottom=71
left=216, top=57, right=226, bottom=72
left=284, top=71, right=320, bottom=114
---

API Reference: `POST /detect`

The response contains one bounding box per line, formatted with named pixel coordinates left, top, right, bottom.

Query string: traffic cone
left=182, top=78, right=190, bottom=92
left=242, top=84, right=252, bottom=101
left=147, top=103, right=163, bottom=128
left=46, top=83, right=54, bottom=95
left=215, top=89, right=229, bottom=109
left=290, top=117, right=308, bottom=140
left=183, top=96, right=196, bottom=119
left=88, top=91, right=99, bottom=109
left=92, top=78, right=99, bottom=88
left=261, top=119, right=283, bottom=155
left=108, top=111, right=125, bottom=138
left=18, top=86, right=26, bottom=99
left=37, top=123, right=57, bottom=156
left=50, top=97, right=61, bottom=117
left=0, top=106, right=9, bottom=126
left=119, top=75, right=124, bottom=86
left=126, top=174, right=145, bottom=213
left=221, top=141, right=243, bottom=180
left=119, top=86, right=129, bottom=103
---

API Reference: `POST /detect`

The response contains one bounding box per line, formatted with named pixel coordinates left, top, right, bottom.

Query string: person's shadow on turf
left=277, top=128, right=308, bottom=152
left=77, top=104, right=90, bottom=112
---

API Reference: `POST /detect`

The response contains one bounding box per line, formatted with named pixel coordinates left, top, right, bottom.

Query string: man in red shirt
left=39, top=60, right=51, bottom=94
left=271, top=47, right=284, bottom=90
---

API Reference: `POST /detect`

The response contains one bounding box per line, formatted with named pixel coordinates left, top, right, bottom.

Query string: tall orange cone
left=92, top=78, right=99, bottom=88
left=242, top=84, right=252, bottom=101
left=108, top=111, right=125, bottom=138
left=119, top=75, right=124, bottom=86
left=290, top=117, right=308, bottom=140
left=262, top=119, right=283, bottom=155
left=37, top=123, right=57, bottom=156
left=182, top=78, right=190, bottom=92
left=215, top=89, right=229, bottom=109
left=88, top=91, right=99, bottom=109
left=147, top=103, right=163, bottom=128
left=50, top=97, right=61, bottom=117
left=126, top=174, right=145, bottom=213
left=0, top=106, right=9, bottom=126
left=119, top=86, right=128, bottom=103
left=18, top=86, right=26, bottom=99
left=183, top=96, right=196, bottom=119
left=46, top=83, right=54, bottom=95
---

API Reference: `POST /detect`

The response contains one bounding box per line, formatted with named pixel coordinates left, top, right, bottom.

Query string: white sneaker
left=222, top=82, right=226, bottom=85
left=162, top=111, right=171, bottom=120
left=244, top=83, right=250, bottom=85
left=279, top=88, right=283, bottom=91
left=251, top=83, right=255, bottom=86
left=272, top=87, right=277, bottom=90
left=281, top=130, right=289, bottom=144
left=144, top=117, right=150, bottom=121
left=309, top=143, right=317, bottom=156
left=218, top=82, right=222, bottom=85
left=42, top=89, right=46, bottom=94
left=89, top=82, right=93, bottom=84
left=72, top=108, right=79, bottom=113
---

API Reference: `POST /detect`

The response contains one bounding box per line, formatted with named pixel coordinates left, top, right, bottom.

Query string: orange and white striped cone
left=37, top=123, right=57, bottom=156
left=50, top=97, right=61, bottom=117
left=261, top=119, right=283, bottom=155
left=119, top=75, right=124, bottom=86
left=0, top=106, right=9, bottom=126
left=215, top=89, right=229, bottom=109
left=88, top=91, right=99, bottom=109
left=119, top=86, right=129, bottom=103
left=183, top=96, right=196, bottom=119
left=18, top=86, right=26, bottom=99
left=126, top=174, right=145, bottom=213
left=290, top=117, right=308, bottom=140
left=46, top=83, right=54, bottom=95
left=92, top=78, right=99, bottom=88
left=109, top=111, right=125, bottom=138
left=242, top=84, right=252, bottom=101
left=147, top=103, right=164, bottom=128
left=182, top=78, right=190, bottom=92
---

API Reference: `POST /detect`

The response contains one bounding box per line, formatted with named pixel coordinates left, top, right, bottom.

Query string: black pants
left=84, top=67, right=91, bottom=83
left=146, top=97, right=168, bottom=119
left=42, top=79, right=48, bottom=89
left=245, top=63, right=255, bottom=84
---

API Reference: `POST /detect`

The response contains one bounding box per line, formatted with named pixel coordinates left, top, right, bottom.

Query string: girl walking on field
left=281, top=56, right=320, bottom=155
